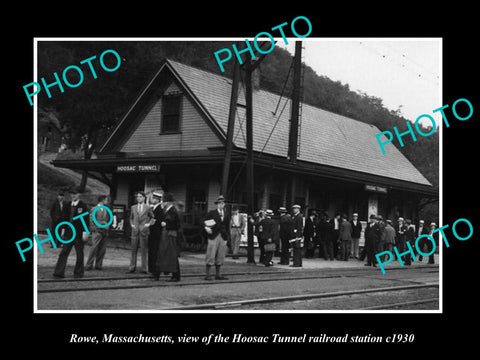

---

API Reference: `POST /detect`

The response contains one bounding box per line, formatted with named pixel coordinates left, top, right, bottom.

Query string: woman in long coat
left=156, top=193, right=181, bottom=282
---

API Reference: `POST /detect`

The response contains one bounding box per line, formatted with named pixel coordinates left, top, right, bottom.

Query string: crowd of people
left=48, top=189, right=437, bottom=280
left=248, top=207, right=438, bottom=268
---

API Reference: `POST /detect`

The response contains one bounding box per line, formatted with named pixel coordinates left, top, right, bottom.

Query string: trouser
left=280, top=237, right=290, bottom=264
left=341, top=240, right=351, bottom=261
left=130, top=232, right=149, bottom=271
left=86, top=230, right=108, bottom=269
left=205, top=233, right=227, bottom=266
left=365, top=240, right=376, bottom=265
left=305, top=237, right=314, bottom=258
left=53, top=236, right=85, bottom=277
left=323, top=239, right=335, bottom=260
left=258, top=238, right=265, bottom=264
left=230, top=228, right=242, bottom=257
left=292, top=239, right=302, bottom=266
left=351, top=238, right=359, bottom=258
left=148, top=234, right=160, bottom=273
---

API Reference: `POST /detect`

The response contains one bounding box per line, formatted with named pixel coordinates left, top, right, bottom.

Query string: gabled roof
left=167, top=60, right=432, bottom=187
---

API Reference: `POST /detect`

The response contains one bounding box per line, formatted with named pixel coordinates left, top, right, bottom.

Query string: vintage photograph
left=34, top=39, right=440, bottom=312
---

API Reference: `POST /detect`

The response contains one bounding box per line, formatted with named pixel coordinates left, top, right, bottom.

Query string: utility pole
left=287, top=41, right=303, bottom=207
left=220, top=58, right=240, bottom=196
left=245, top=57, right=255, bottom=264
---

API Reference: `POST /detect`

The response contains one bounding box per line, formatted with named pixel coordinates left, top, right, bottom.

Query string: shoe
left=215, top=276, right=228, bottom=280
left=85, top=266, right=92, bottom=271
left=167, top=278, right=180, bottom=282
left=95, top=267, right=103, bottom=270
left=364, top=264, right=371, bottom=266
left=204, top=276, right=213, bottom=281
left=140, top=271, right=148, bottom=274
left=53, top=273, right=64, bottom=279
left=126, top=269, right=135, bottom=274
left=73, top=274, right=83, bottom=279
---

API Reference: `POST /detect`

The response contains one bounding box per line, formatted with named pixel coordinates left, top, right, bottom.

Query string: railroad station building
left=52, top=59, right=437, bottom=237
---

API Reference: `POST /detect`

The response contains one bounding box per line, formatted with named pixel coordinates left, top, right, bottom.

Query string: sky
left=277, top=38, right=441, bottom=125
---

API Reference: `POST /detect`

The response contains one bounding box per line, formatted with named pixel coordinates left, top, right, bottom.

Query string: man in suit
left=53, top=188, right=89, bottom=278
left=350, top=213, right=362, bottom=259
left=426, top=222, right=437, bottom=264
left=364, top=214, right=380, bottom=267
left=148, top=191, right=164, bottom=275
left=303, top=210, right=317, bottom=259
left=290, top=204, right=304, bottom=267
left=338, top=213, right=352, bottom=261
left=330, top=212, right=341, bottom=260
left=416, top=219, right=429, bottom=261
left=49, top=191, right=68, bottom=248
left=278, top=207, right=292, bottom=265
left=203, top=195, right=230, bottom=280
left=127, top=191, right=154, bottom=274
left=395, top=217, right=408, bottom=260
left=85, top=195, right=111, bottom=270
left=259, top=209, right=276, bottom=266
left=230, top=206, right=245, bottom=260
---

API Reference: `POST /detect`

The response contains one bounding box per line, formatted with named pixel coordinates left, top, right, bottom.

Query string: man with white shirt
left=229, top=206, right=245, bottom=259
left=53, top=188, right=89, bottom=278
left=127, top=191, right=154, bottom=274
left=85, top=195, right=111, bottom=271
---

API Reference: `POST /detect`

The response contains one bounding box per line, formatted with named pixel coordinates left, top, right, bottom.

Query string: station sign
left=116, top=164, right=160, bottom=173
left=364, top=184, right=388, bottom=194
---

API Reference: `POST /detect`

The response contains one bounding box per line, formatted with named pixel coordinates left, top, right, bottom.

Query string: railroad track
left=163, top=283, right=439, bottom=310
left=37, top=266, right=438, bottom=294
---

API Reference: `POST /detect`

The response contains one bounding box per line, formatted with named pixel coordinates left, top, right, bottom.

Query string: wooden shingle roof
left=168, top=59, right=432, bottom=187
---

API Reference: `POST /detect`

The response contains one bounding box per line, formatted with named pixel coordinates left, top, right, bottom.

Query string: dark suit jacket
left=303, top=217, right=315, bottom=239
left=50, top=199, right=69, bottom=227
left=149, top=204, right=165, bottom=241
left=291, top=212, right=303, bottom=239
left=259, top=217, right=275, bottom=241
left=204, top=208, right=230, bottom=240
left=351, top=220, right=362, bottom=239
left=279, top=214, right=292, bottom=240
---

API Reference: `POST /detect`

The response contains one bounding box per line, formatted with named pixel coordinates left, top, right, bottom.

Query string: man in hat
left=278, top=207, right=292, bottom=265
left=259, top=209, right=275, bottom=266
left=384, top=219, right=396, bottom=258
left=303, top=210, right=317, bottom=259
left=396, top=217, right=408, bottom=260
left=230, top=206, right=245, bottom=260
left=338, top=213, right=352, bottom=261
left=127, top=191, right=154, bottom=274
left=148, top=191, right=164, bottom=276
left=203, top=195, right=230, bottom=280
left=53, top=188, right=89, bottom=278
left=350, top=213, right=362, bottom=259
left=416, top=219, right=428, bottom=261
left=49, top=191, right=68, bottom=248
left=156, top=193, right=181, bottom=281
left=364, top=214, right=380, bottom=267
left=425, top=222, right=437, bottom=264
left=85, top=195, right=111, bottom=271
left=290, top=204, right=304, bottom=267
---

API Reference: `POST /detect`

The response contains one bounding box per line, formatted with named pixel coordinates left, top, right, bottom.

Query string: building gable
left=119, top=81, right=222, bottom=152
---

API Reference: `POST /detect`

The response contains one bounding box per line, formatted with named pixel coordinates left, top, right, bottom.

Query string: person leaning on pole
left=203, top=195, right=230, bottom=280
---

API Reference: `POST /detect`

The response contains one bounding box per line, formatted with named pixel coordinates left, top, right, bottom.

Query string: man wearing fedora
left=203, top=195, right=230, bottom=280
left=278, top=207, right=292, bottom=265
left=259, top=209, right=275, bottom=266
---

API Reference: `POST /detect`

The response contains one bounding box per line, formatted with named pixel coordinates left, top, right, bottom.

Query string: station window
left=161, top=93, right=182, bottom=133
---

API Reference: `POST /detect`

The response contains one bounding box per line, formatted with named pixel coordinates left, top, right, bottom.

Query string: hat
left=419, top=219, right=425, bottom=223
left=377, top=215, right=383, bottom=220
left=369, top=214, right=377, bottom=219
left=430, top=222, right=437, bottom=227
left=398, top=217, right=404, bottom=222
left=278, top=207, right=287, bottom=213
left=292, top=204, right=301, bottom=209
left=386, top=219, right=393, bottom=224
left=163, top=192, right=175, bottom=202
left=214, top=195, right=226, bottom=204
left=352, top=213, right=358, bottom=217
left=152, top=191, right=163, bottom=200
left=265, top=209, right=274, bottom=216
